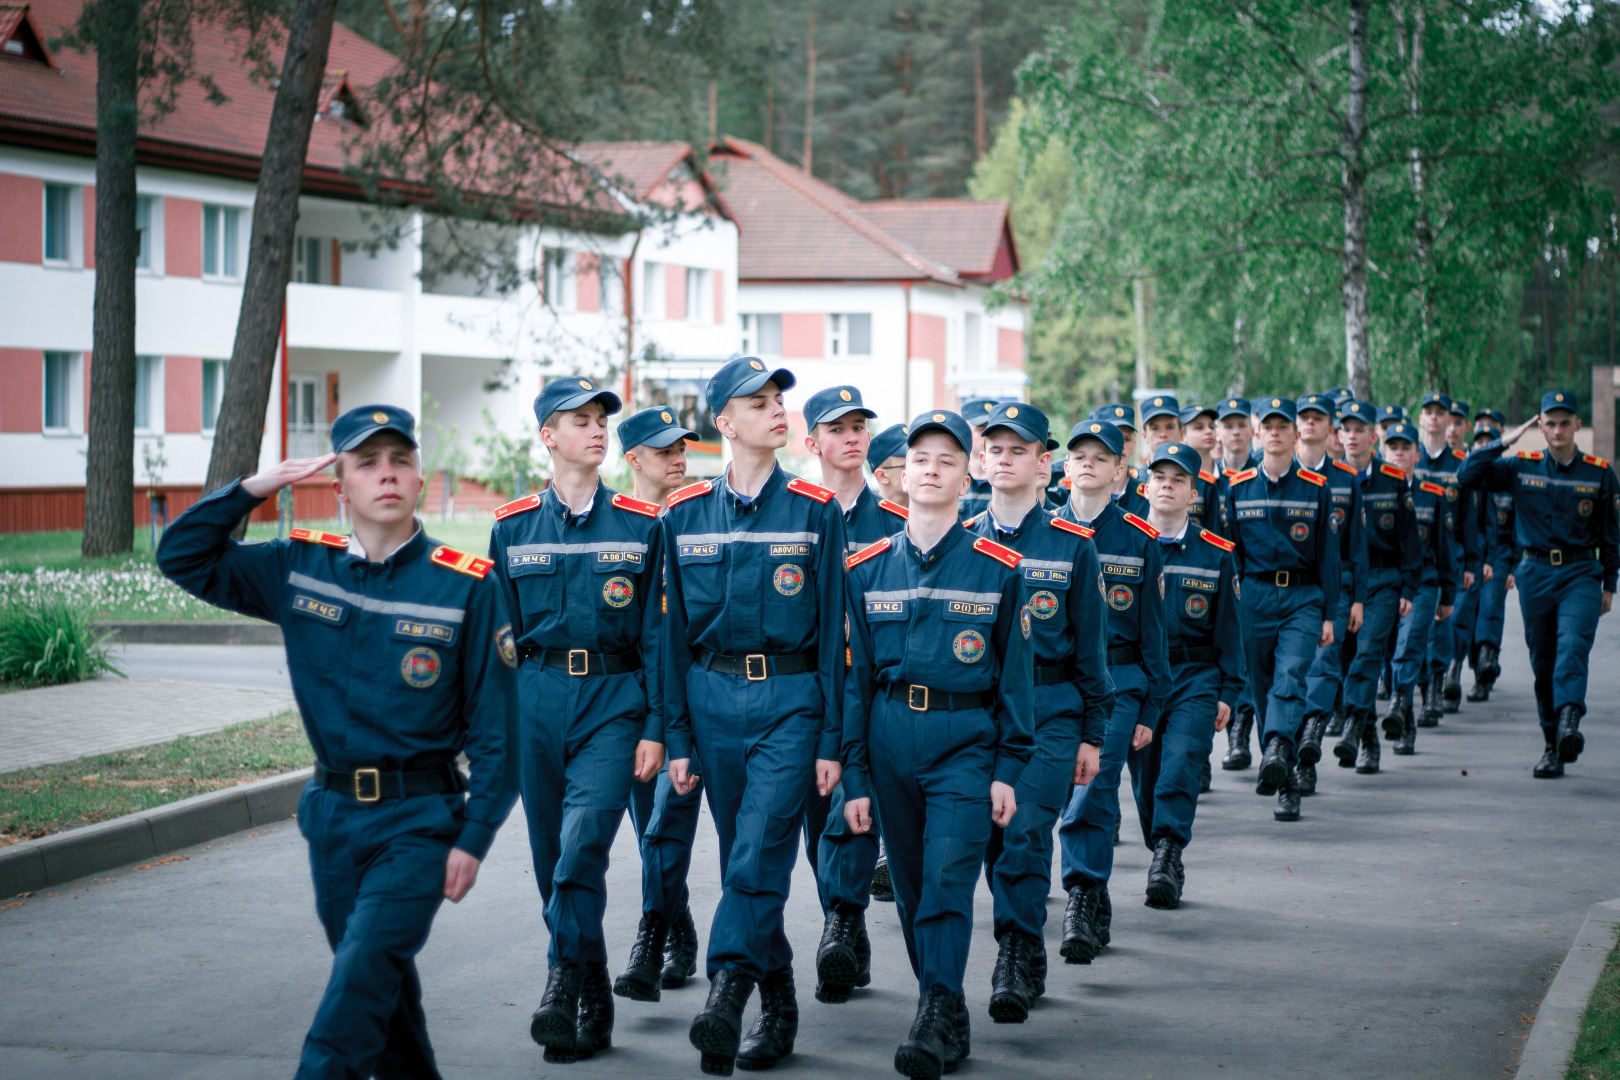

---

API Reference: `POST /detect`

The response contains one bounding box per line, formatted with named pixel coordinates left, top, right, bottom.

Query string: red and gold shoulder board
left=1585, top=454, right=1611, bottom=469
left=290, top=528, right=348, bottom=549
left=1517, top=450, right=1544, bottom=461
left=1227, top=468, right=1257, bottom=483
left=972, top=536, right=1022, bottom=568
left=1333, top=460, right=1357, bottom=475
left=1136, top=482, right=1148, bottom=496
left=787, top=477, right=835, bottom=503
left=1379, top=463, right=1407, bottom=480
left=667, top=479, right=713, bottom=508
left=494, top=494, right=541, bottom=521
left=1200, top=528, right=1236, bottom=552
left=1198, top=470, right=1218, bottom=484
left=1123, top=512, right=1159, bottom=539
left=845, top=536, right=891, bottom=570
left=1419, top=481, right=1446, bottom=497
left=963, top=513, right=983, bottom=529
left=879, top=498, right=909, bottom=519
left=1051, top=516, right=1094, bottom=539
left=1452, top=449, right=1467, bottom=460
left=1298, top=468, right=1326, bottom=487
left=611, top=492, right=661, bottom=518
left=431, top=545, right=493, bottom=579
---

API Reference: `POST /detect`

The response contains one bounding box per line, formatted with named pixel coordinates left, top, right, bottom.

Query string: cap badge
left=1229, top=400, right=1238, bottom=407
left=1114, top=407, right=1125, bottom=417
left=932, top=413, right=946, bottom=423
left=1272, top=398, right=1281, bottom=407
left=1090, top=423, right=1102, bottom=433
left=661, top=411, right=672, bottom=423
left=839, top=389, right=852, bottom=402
left=1006, top=406, right=1019, bottom=418
left=750, top=360, right=764, bottom=371
left=902, top=425, right=909, bottom=434
left=1556, top=393, right=1565, bottom=401
left=1168, top=445, right=1179, bottom=454
left=579, top=379, right=592, bottom=389
left=371, top=411, right=388, bottom=424
left=1153, top=397, right=1162, bottom=406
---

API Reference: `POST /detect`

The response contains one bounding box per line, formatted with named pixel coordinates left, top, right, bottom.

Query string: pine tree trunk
left=81, top=0, right=141, bottom=558
left=802, top=1, right=816, bottom=175
left=204, top=0, right=340, bottom=503
left=1341, top=0, right=1373, bottom=402
left=973, top=6, right=987, bottom=159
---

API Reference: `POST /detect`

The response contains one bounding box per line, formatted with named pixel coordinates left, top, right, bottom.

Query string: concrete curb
left=1516, top=897, right=1620, bottom=1080
left=0, top=767, right=312, bottom=898
left=97, top=620, right=283, bottom=645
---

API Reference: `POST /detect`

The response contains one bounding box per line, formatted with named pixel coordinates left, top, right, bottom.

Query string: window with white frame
left=202, top=205, right=242, bottom=278
left=685, top=267, right=708, bottom=323
left=134, top=196, right=156, bottom=270
left=642, top=260, right=665, bottom=320
left=827, top=313, right=873, bottom=358
left=202, top=359, right=227, bottom=431
left=43, top=352, right=74, bottom=431
left=287, top=374, right=325, bottom=457
left=294, top=236, right=327, bottom=284
left=963, top=312, right=983, bottom=371
left=43, top=183, right=74, bottom=264
left=740, top=314, right=782, bottom=356
left=543, top=248, right=576, bottom=310
left=600, top=257, right=623, bottom=315
left=134, top=355, right=160, bottom=431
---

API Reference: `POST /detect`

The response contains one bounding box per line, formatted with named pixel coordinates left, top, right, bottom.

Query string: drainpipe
left=624, top=230, right=643, bottom=413
left=279, top=305, right=289, bottom=462
left=903, top=281, right=912, bottom=417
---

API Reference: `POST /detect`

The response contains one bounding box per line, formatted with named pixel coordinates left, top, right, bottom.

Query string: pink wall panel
left=0, top=174, right=43, bottom=263
left=664, top=262, right=686, bottom=321
left=909, top=312, right=947, bottom=410
left=576, top=252, right=601, bottom=313
left=165, top=198, right=202, bottom=278
left=782, top=312, right=825, bottom=359
left=713, top=270, right=724, bottom=325
left=0, top=349, right=43, bottom=432
left=165, top=356, right=202, bottom=433
left=997, top=327, right=1025, bottom=370
left=82, top=185, right=96, bottom=268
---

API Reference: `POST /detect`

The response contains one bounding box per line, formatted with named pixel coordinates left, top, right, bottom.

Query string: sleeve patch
left=972, top=536, right=1023, bottom=569
left=611, top=492, right=661, bottom=518
left=1420, top=481, right=1446, bottom=497
left=786, top=477, right=836, bottom=503
left=666, top=479, right=714, bottom=507
left=290, top=528, right=349, bottom=549
left=845, top=536, right=891, bottom=570
left=1050, top=516, right=1094, bottom=539
left=430, top=545, right=493, bottom=579
left=1122, top=512, right=1160, bottom=539
left=1199, top=528, right=1236, bottom=552
left=879, top=499, right=910, bottom=519
left=1297, top=468, right=1326, bottom=487
left=1379, top=463, right=1407, bottom=480
left=494, top=494, right=542, bottom=521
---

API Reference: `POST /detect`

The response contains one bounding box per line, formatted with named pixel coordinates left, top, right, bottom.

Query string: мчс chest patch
left=292, top=594, right=345, bottom=623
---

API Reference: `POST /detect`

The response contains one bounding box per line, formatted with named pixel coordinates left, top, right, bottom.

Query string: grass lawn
left=1570, top=944, right=1620, bottom=1079
left=0, top=713, right=313, bottom=846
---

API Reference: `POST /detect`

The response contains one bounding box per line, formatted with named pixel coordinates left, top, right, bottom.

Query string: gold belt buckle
left=1549, top=549, right=1563, bottom=567
left=353, top=768, right=382, bottom=803
left=744, top=654, right=769, bottom=681
left=908, top=684, right=930, bottom=712
left=567, top=649, right=590, bottom=676
left=1276, top=570, right=1290, bottom=587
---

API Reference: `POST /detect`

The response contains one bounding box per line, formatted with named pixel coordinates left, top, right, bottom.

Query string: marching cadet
left=1327, top=402, right=1421, bottom=776
left=1415, top=393, right=1478, bottom=725
left=1179, top=402, right=1224, bottom=531
left=661, top=356, right=847, bottom=1075
left=840, top=410, right=1033, bottom=1080
left=1140, top=394, right=1215, bottom=531
left=1374, top=401, right=1414, bottom=702
left=1295, top=394, right=1367, bottom=794
left=1459, top=392, right=1619, bottom=778
left=1221, top=397, right=1340, bottom=822
left=1377, top=404, right=1408, bottom=441
left=965, top=402, right=1113, bottom=1024
left=1054, top=419, right=1170, bottom=964
left=1216, top=397, right=1260, bottom=476
left=1443, top=399, right=1489, bottom=710
left=486, top=379, right=666, bottom=1063
left=614, top=407, right=707, bottom=1005
left=1215, top=397, right=1259, bottom=770
left=1379, top=422, right=1456, bottom=756
left=798, top=385, right=908, bottom=1006
left=157, top=405, right=517, bottom=1080
left=1466, top=411, right=1514, bottom=702
left=868, top=423, right=911, bottom=508
left=958, top=397, right=1001, bottom=521
left=1130, top=442, right=1244, bottom=908
left=1091, top=403, right=1152, bottom=517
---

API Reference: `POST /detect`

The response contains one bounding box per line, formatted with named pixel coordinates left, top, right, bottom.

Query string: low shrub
left=0, top=599, right=123, bottom=688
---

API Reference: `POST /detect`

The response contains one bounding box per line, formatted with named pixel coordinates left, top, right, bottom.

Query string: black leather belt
left=1168, top=645, right=1222, bottom=664
left=526, top=646, right=641, bottom=676
left=1247, top=569, right=1319, bottom=588
left=1369, top=555, right=1405, bottom=570
left=1107, top=645, right=1142, bottom=665
left=1033, top=661, right=1076, bottom=686
left=696, top=647, right=816, bottom=681
left=884, top=682, right=994, bottom=712
left=1519, top=547, right=1598, bottom=567
left=315, top=763, right=463, bottom=804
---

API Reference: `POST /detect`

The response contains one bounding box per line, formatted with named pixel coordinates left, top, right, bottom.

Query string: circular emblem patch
left=1330, top=508, right=1345, bottom=531
left=579, top=379, right=592, bottom=389
left=496, top=624, right=517, bottom=668
left=1290, top=522, right=1310, bottom=542
left=1030, top=590, right=1060, bottom=620
left=1108, top=584, right=1134, bottom=611
left=1185, top=594, right=1208, bottom=618
left=1379, top=512, right=1394, bottom=531
left=750, top=360, right=764, bottom=370
left=1233, top=577, right=1241, bottom=599
left=1446, top=485, right=1458, bottom=502
left=1007, top=405, right=1020, bottom=419
left=401, top=647, right=441, bottom=689
left=1418, top=524, right=1429, bottom=542
left=773, top=563, right=805, bottom=596
left=840, top=389, right=852, bottom=401
left=933, top=413, right=946, bottom=422
left=661, top=410, right=673, bottom=423
left=603, top=575, right=634, bottom=608
left=1579, top=499, right=1593, bottom=517
left=952, top=629, right=987, bottom=663
left=371, top=410, right=389, bottom=424
left=1020, top=606, right=1032, bottom=640
left=1097, top=572, right=1106, bottom=600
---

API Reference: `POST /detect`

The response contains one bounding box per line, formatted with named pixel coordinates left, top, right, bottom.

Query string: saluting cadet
left=1054, top=419, right=1170, bottom=964
left=1379, top=423, right=1456, bottom=757
left=840, top=410, right=1032, bottom=1080
left=616, top=407, right=708, bottom=1004
left=1415, top=393, right=1479, bottom=725
left=1327, top=402, right=1421, bottom=777
left=485, top=379, right=665, bottom=1062
left=1179, top=402, right=1224, bottom=531
left=1466, top=410, right=1514, bottom=702
left=1458, top=392, right=1620, bottom=779
left=1215, top=397, right=1259, bottom=769
left=1294, top=394, right=1367, bottom=794
left=799, top=385, right=906, bottom=1006
left=966, top=402, right=1113, bottom=1024
left=661, top=356, right=847, bottom=1075
left=1092, top=403, right=1152, bottom=517
left=1130, top=442, right=1244, bottom=908
left=157, top=405, right=517, bottom=1080
left=1221, top=397, right=1341, bottom=822
left=958, top=398, right=1000, bottom=521
left=868, top=423, right=911, bottom=508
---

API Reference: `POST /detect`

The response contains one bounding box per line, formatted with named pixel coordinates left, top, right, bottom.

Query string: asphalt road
left=107, top=643, right=293, bottom=692
left=2, top=603, right=1616, bottom=1079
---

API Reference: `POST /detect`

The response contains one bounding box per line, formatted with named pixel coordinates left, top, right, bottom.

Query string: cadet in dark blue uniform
left=1054, top=419, right=1170, bottom=963
left=958, top=397, right=1000, bottom=521
left=157, top=405, right=517, bottom=1080
left=840, top=410, right=1032, bottom=1080
left=1221, top=397, right=1341, bottom=822
left=1179, top=402, right=1223, bottom=531
left=485, top=379, right=665, bottom=1061
left=1380, top=423, right=1456, bottom=756
left=1459, top=392, right=1620, bottom=778
left=1443, top=401, right=1488, bottom=708
left=1415, top=393, right=1478, bottom=725
left=1215, top=397, right=1260, bottom=769
left=661, top=357, right=846, bottom=1075
left=1466, top=413, right=1514, bottom=701
left=1092, top=403, right=1152, bottom=518
left=1327, top=402, right=1421, bottom=776
left=616, top=406, right=709, bottom=1002
left=966, top=402, right=1113, bottom=1023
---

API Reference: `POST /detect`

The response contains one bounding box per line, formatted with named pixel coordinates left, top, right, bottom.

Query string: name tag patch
left=292, top=594, right=344, bottom=623
left=1236, top=508, right=1265, bottom=520
left=1101, top=562, right=1142, bottom=579
left=679, top=543, right=719, bottom=558
left=597, top=550, right=643, bottom=566
left=770, top=543, right=812, bottom=557
left=1024, top=567, right=1070, bottom=585
left=947, top=601, right=994, bottom=618
left=866, top=600, right=906, bottom=616
left=1180, top=576, right=1216, bottom=592
left=509, top=552, right=552, bottom=569
left=394, top=618, right=455, bottom=644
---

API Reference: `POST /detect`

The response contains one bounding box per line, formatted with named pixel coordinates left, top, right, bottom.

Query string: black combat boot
left=1292, top=761, right=1317, bottom=797
left=576, top=966, right=614, bottom=1060
left=663, top=907, right=699, bottom=989
left=689, top=969, right=756, bottom=1076
left=1476, top=643, right=1501, bottom=685
left=1556, top=704, right=1585, bottom=763
left=814, top=908, right=869, bottom=1003
left=1028, top=944, right=1048, bottom=1000
left=736, top=967, right=798, bottom=1071
left=944, top=993, right=971, bottom=1072
left=530, top=960, right=583, bottom=1062
left=1060, top=884, right=1104, bottom=964
left=1096, top=884, right=1113, bottom=947
left=1199, top=756, right=1213, bottom=793
left=1145, top=837, right=1184, bottom=909
left=1466, top=678, right=1492, bottom=702
left=894, top=987, right=956, bottom=1080
left=1377, top=674, right=1391, bottom=701
left=871, top=851, right=895, bottom=902
left=1222, top=706, right=1254, bottom=770
left=1297, top=712, right=1329, bottom=767
left=1443, top=658, right=1463, bottom=713
left=1419, top=671, right=1443, bottom=727
left=1273, top=769, right=1301, bottom=822
left=1355, top=720, right=1381, bottom=774
left=1533, top=738, right=1564, bottom=778
left=1394, top=707, right=1417, bottom=756
left=1382, top=686, right=1410, bottom=741
left=1325, top=706, right=1347, bottom=738
left=1256, top=734, right=1291, bottom=795
left=1333, top=712, right=1363, bottom=768
left=988, top=931, right=1035, bottom=1024
left=614, top=911, right=669, bottom=1002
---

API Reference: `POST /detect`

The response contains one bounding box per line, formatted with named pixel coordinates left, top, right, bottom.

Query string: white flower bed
left=0, top=563, right=218, bottom=619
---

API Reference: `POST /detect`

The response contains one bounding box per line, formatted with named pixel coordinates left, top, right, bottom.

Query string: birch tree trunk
left=1340, top=0, right=1373, bottom=402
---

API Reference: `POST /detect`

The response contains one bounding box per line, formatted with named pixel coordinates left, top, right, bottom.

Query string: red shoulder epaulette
left=1136, top=482, right=1148, bottom=496
left=972, top=536, right=1023, bottom=569
left=1333, top=460, right=1357, bottom=474
left=290, top=528, right=348, bottom=549
left=1200, top=528, right=1236, bottom=552
left=430, top=545, right=493, bottom=579
left=786, top=477, right=835, bottom=503
left=667, top=479, right=713, bottom=508
left=1123, top=512, right=1160, bottom=539
left=1227, top=468, right=1257, bottom=483
left=1452, top=449, right=1466, bottom=460
left=1517, top=450, right=1544, bottom=461
left=1420, top=481, right=1446, bottom=497
left=1298, top=468, right=1326, bottom=487
left=879, top=499, right=909, bottom=519
left=1051, top=517, right=1095, bottom=539
left=845, top=536, right=891, bottom=570
left=1379, top=463, right=1407, bottom=480
left=963, top=513, right=983, bottom=528
left=494, top=494, right=541, bottom=521
left=1585, top=454, right=1611, bottom=469
left=1198, top=470, right=1218, bottom=484
left=611, top=492, right=660, bottom=518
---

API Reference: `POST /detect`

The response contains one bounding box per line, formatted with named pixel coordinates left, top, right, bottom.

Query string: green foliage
left=0, top=599, right=123, bottom=689
left=1568, top=944, right=1620, bottom=1080
left=473, top=407, right=548, bottom=500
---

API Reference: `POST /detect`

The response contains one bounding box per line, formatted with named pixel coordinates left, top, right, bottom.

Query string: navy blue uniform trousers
left=1473, top=555, right=1513, bottom=658
left=1241, top=582, right=1325, bottom=746
left=1340, top=568, right=1404, bottom=715
left=628, top=759, right=704, bottom=922
left=1392, top=584, right=1440, bottom=691
left=816, top=780, right=881, bottom=914
left=1128, top=663, right=1220, bottom=848
left=1304, top=571, right=1356, bottom=718
left=1057, top=662, right=1152, bottom=890
left=1517, top=560, right=1603, bottom=736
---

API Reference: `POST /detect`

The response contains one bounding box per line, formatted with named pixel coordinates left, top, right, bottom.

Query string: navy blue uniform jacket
left=1160, top=526, right=1246, bottom=705
left=1459, top=443, right=1620, bottom=593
